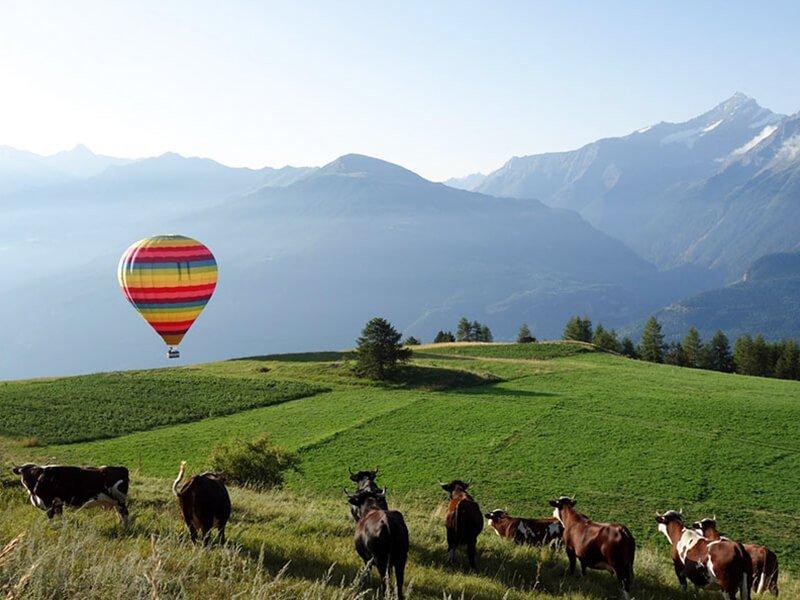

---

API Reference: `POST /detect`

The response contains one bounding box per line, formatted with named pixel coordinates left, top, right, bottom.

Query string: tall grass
left=1, top=477, right=797, bottom=599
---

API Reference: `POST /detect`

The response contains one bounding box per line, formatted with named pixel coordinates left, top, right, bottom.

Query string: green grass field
left=1, top=341, right=799, bottom=598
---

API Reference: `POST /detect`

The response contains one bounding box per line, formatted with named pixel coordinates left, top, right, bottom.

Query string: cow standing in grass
left=550, top=496, right=635, bottom=600
left=441, top=480, right=483, bottom=569
left=12, top=463, right=130, bottom=525
left=484, top=509, right=563, bottom=547
left=172, top=461, right=231, bottom=545
left=347, top=488, right=409, bottom=600
left=693, top=517, right=778, bottom=596
left=656, top=510, right=750, bottom=599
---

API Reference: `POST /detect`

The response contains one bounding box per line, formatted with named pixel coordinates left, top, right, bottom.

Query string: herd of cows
left=9, top=462, right=780, bottom=600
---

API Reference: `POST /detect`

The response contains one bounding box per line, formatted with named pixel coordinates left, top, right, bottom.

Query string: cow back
left=34, top=466, right=113, bottom=506
left=446, top=493, right=483, bottom=543
left=178, top=475, right=231, bottom=526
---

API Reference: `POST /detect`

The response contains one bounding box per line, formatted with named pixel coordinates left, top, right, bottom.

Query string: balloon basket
left=167, top=348, right=180, bottom=359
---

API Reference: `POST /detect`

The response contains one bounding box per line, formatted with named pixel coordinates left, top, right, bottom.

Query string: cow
left=12, top=463, right=129, bottom=525
left=172, top=461, right=231, bottom=545
left=656, top=510, right=750, bottom=599
left=484, top=509, right=563, bottom=547
left=347, top=488, right=409, bottom=600
left=440, top=480, right=483, bottom=569
left=693, top=517, right=778, bottom=596
left=347, top=467, right=383, bottom=522
left=550, top=496, right=635, bottom=600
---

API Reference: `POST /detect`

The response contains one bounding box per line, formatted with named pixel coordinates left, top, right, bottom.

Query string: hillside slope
left=3, top=342, right=799, bottom=581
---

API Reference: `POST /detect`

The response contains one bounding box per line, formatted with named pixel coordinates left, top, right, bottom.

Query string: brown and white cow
left=12, top=463, right=129, bottom=525
left=441, top=480, right=483, bottom=569
left=484, top=509, right=563, bottom=547
left=656, top=510, right=751, bottom=599
left=172, top=461, right=231, bottom=545
left=693, top=517, right=778, bottom=596
left=347, top=488, right=409, bottom=600
left=550, top=496, right=635, bottom=600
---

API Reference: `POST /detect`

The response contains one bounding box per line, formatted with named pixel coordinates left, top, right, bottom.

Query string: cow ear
left=549, top=500, right=558, bottom=507
left=11, top=466, right=21, bottom=474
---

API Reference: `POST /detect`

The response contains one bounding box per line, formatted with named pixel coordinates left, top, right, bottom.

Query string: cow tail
left=109, top=480, right=127, bottom=503
left=172, top=461, right=187, bottom=497
left=741, top=568, right=751, bottom=600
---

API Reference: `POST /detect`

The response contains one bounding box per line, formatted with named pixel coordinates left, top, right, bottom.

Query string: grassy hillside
left=2, top=342, right=799, bottom=598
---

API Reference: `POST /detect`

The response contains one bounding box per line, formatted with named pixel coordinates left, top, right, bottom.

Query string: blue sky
left=2, top=1, right=800, bottom=180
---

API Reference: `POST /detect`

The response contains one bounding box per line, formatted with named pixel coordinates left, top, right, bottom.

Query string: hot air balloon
left=118, top=235, right=218, bottom=358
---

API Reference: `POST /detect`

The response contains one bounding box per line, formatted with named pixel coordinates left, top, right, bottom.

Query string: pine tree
left=682, top=326, right=703, bottom=368
left=752, top=334, right=771, bottom=376
left=664, top=342, right=687, bottom=366
left=706, top=330, right=734, bottom=373
left=517, top=323, right=535, bottom=344
left=620, top=336, right=637, bottom=358
left=403, top=336, right=421, bottom=346
left=638, top=316, right=664, bottom=363
left=593, top=324, right=620, bottom=353
left=734, top=335, right=755, bottom=375
left=471, top=321, right=482, bottom=342
left=433, top=330, right=455, bottom=343
left=456, top=317, right=472, bottom=342
left=564, top=316, right=593, bottom=342
left=478, top=324, right=493, bottom=342
left=354, top=317, right=411, bottom=379
left=774, top=340, right=800, bottom=380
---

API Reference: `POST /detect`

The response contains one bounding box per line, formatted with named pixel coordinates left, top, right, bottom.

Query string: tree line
left=564, top=314, right=800, bottom=381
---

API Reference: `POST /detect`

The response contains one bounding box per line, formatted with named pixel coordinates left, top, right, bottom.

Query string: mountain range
left=2, top=93, right=799, bottom=378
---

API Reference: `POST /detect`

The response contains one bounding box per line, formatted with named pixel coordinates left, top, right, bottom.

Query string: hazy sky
left=2, top=1, right=800, bottom=180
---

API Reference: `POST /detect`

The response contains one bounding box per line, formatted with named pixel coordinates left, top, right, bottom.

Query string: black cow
left=347, top=488, right=409, bottom=600
left=347, top=467, right=383, bottom=521
left=172, top=461, right=231, bottom=545
left=12, top=463, right=129, bottom=525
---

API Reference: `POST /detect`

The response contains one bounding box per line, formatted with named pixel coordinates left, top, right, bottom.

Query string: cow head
left=12, top=463, right=43, bottom=492
left=655, top=509, right=684, bottom=539
left=440, top=479, right=470, bottom=497
left=348, top=466, right=379, bottom=490
left=484, top=509, right=509, bottom=522
left=691, top=516, right=717, bottom=536
left=548, top=496, right=576, bottom=524
left=346, top=488, right=388, bottom=520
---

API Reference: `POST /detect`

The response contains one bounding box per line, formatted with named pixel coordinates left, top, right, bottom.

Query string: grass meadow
left=1, top=341, right=799, bottom=598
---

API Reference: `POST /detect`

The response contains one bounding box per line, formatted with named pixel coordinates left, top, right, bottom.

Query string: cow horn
left=343, top=487, right=351, bottom=496
left=379, top=487, right=387, bottom=495
left=348, top=467, right=354, bottom=476
left=713, top=514, right=716, bottom=521
left=679, top=507, right=684, bottom=515
left=374, top=466, right=379, bottom=476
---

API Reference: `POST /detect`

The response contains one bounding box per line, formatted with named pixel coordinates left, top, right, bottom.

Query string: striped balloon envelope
left=118, top=235, right=218, bottom=357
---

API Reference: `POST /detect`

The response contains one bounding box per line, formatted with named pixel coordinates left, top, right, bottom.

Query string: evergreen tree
left=517, top=323, right=535, bottom=344
left=752, top=334, right=771, bottom=377
left=456, top=317, right=472, bottom=342
left=682, top=326, right=703, bottom=368
left=563, top=316, right=593, bottom=342
left=354, top=317, right=411, bottom=379
left=433, top=330, right=455, bottom=343
left=403, top=336, right=421, bottom=346
left=664, top=342, right=687, bottom=366
left=471, top=320, right=482, bottom=342
left=734, top=335, right=756, bottom=375
left=638, top=316, right=664, bottom=363
left=774, top=340, right=800, bottom=380
left=478, top=324, right=493, bottom=342
left=620, top=336, right=638, bottom=358
left=593, top=324, right=620, bottom=352
left=706, top=330, right=734, bottom=373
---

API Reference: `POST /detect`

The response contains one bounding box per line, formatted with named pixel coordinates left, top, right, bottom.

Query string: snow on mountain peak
left=732, top=124, right=779, bottom=156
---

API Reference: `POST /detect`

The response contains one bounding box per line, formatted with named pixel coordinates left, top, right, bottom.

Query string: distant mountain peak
left=315, top=153, right=428, bottom=185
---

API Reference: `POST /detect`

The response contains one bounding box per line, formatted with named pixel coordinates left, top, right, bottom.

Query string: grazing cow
left=347, top=488, right=409, bottom=600
left=550, top=496, right=635, bottom=600
left=172, top=461, right=231, bottom=545
left=693, top=517, right=778, bottom=596
left=441, top=480, right=483, bottom=569
left=484, top=509, right=563, bottom=546
left=12, top=463, right=129, bottom=525
left=656, top=510, right=750, bottom=599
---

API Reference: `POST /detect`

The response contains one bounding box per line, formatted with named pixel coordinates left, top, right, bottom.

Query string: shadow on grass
left=230, top=351, right=355, bottom=363
left=452, top=385, right=559, bottom=399
left=380, top=365, right=500, bottom=391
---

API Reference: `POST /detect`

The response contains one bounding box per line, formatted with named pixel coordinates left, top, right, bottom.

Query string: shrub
left=208, top=435, right=301, bottom=489
left=403, top=336, right=421, bottom=346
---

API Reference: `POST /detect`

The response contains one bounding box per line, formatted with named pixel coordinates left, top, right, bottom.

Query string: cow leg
left=47, top=499, right=64, bottom=519
left=394, top=556, right=406, bottom=600
left=579, top=557, right=588, bottom=577
left=217, top=525, right=226, bottom=545
left=565, top=546, right=577, bottom=575
left=467, top=538, right=478, bottom=570
left=374, top=557, right=388, bottom=596
left=673, top=561, right=687, bottom=591
left=446, top=529, right=457, bottom=563
left=116, top=502, right=129, bottom=527
left=187, top=523, right=198, bottom=544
